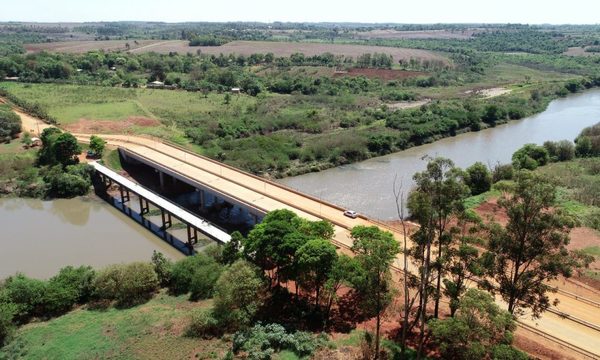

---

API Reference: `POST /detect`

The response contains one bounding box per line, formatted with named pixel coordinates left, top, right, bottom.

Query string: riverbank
left=280, top=89, right=600, bottom=219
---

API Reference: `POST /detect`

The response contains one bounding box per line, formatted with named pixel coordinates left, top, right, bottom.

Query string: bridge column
left=186, top=224, right=197, bottom=255
left=119, top=185, right=130, bottom=204
left=138, top=197, right=149, bottom=215
left=158, top=171, right=165, bottom=190
left=160, top=208, right=172, bottom=230
left=197, top=189, right=205, bottom=209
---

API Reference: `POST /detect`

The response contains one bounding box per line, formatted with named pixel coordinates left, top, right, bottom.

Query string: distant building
left=231, top=87, right=241, bottom=94
left=3, top=76, right=19, bottom=81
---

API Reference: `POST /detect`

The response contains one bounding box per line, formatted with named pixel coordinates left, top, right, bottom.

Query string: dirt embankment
left=64, top=117, right=161, bottom=134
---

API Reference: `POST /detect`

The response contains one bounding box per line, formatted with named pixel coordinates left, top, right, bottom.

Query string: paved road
left=12, top=107, right=600, bottom=358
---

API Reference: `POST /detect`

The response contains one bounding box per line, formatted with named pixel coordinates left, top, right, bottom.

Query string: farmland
left=25, top=40, right=449, bottom=64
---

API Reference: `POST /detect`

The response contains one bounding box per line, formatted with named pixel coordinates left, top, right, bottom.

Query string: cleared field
left=563, top=46, right=600, bottom=57
left=353, top=29, right=479, bottom=40
left=333, top=68, right=426, bottom=81
left=25, top=39, right=450, bottom=64
left=24, top=40, right=168, bottom=53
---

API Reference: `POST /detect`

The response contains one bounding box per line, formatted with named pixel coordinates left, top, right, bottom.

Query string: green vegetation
left=429, top=289, right=524, bottom=360
left=0, top=22, right=598, bottom=176
left=0, top=105, right=21, bottom=142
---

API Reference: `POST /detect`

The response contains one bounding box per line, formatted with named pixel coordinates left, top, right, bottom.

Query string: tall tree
left=296, top=239, right=338, bottom=307
left=483, top=171, right=578, bottom=317
left=411, top=157, right=469, bottom=319
left=351, top=225, right=400, bottom=360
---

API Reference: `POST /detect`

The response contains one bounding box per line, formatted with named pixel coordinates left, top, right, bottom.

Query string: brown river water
left=1, top=90, right=599, bottom=278
left=0, top=197, right=183, bottom=279
left=280, top=89, right=600, bottom=220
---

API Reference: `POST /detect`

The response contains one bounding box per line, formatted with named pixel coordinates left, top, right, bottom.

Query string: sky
left=1, top=0, right=599, bottom=24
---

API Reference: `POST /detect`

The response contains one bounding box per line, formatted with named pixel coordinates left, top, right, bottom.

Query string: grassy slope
left=0, top=292, right=229, bottom=360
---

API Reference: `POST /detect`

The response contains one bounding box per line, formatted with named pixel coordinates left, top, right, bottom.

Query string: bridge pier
left=160, top=208, right=172, bottom=230
left=157, top=170, right=165, bottom=190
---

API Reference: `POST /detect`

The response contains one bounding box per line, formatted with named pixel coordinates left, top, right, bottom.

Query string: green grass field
left=0, top=292, right=229, bottom=360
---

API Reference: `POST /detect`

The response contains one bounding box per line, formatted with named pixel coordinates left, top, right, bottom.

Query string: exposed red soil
left=64, top=116, right=160, bottom=134
left=333, top=68, right=426, bottom=81
left=513, top=329, right=578, bottom=360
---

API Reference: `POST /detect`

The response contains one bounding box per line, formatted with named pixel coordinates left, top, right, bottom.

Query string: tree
left=221, top=231, right=243, bottom=265
left=296, top=239, right=338, bottom=307
left=322, top=255, right=363, bottom=326
left=212, top=260, right=266, bottom=331
left=351, top=225, right=400, bottom=360
left=407, top=157, right=469, bottom=359
left=442, top=212, right=484, bottom=317
left=242, top=209, right=302, bottom=287
left=464, top=162, right=492, bottom=195
left=482, top=171, right=578, bottom=317
left=52, top=133, right=81, bottom=166
left=0, top=295, right=16, bottom=347
left=89, top=135, right=106, bottom=157
left=429, top=289, right=518, bottom=360
left=511, top=143, right=549, bottom=170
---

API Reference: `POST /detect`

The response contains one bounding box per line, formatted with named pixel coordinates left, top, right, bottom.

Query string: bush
left=186, top=308, right=222, bottom=339
left=0, top=296, right=17, bottom=347
left=1, top=274, right=46, bottom=322
left=543, top=140, right=575, bottom=162
left=465, top=162, right=492, bottom=195
left=491, top=344, right=529, bottom=360
left=0, top=106, right=21, bottom=139
left=169, top=254, right=224, bottom=300
left=232, top=323, right=327, bottom=360
left=575, top=122, right=600, bottom=157
left=49, top=265, right=95, bottom=304
left=512, top=143, right=549, bottom=170
left=213, top=260, right=265, bottom=331
left=93, top=262, right=159, bottom=306
left=492, top=163, right=514, bottom=183
left=151, top=251, right=173, bottom=287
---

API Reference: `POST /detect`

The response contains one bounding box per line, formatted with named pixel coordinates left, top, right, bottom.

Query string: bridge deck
left=91, top=161, right=231, bottom=244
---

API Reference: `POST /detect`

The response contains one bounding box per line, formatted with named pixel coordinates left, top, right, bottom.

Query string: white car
left=343, top=210, right=358, bottom=219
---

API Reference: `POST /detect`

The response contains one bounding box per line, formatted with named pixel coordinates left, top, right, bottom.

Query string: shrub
left=1, top=274, right=46, bottom=322
left=491, top=344, right=529, bottom=360
left=0, top=106, right=21, bottom=139
left=42, top=281, right=78, bottom=316
left=0, top=296, right=17, bottom=346
left=544, top=140, right=575, bottom=162
left=93, top=262, right=159, bottom=306
left=169, top=254, right=224, bottom=300
left=186, top=308, right=222, bottom=339
left=213, top=260, right=265, bottom=331
left=429, top=289, right=515, bottom=360
left=575, top=122, right=600, bottom=157
left=492, top=163, right=514, bottom=183
left=512, top=143, right=549, bottom=170
left=151, top=251, right=173, bottom=287
left=49, top=265, right=95, bottom=304
left=232, top=323, right=326, bottom=360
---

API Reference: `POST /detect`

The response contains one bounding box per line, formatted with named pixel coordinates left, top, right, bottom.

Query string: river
left=0, top=197, right=184, bottom=279
left=279, top=89, right=600, bottom=220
